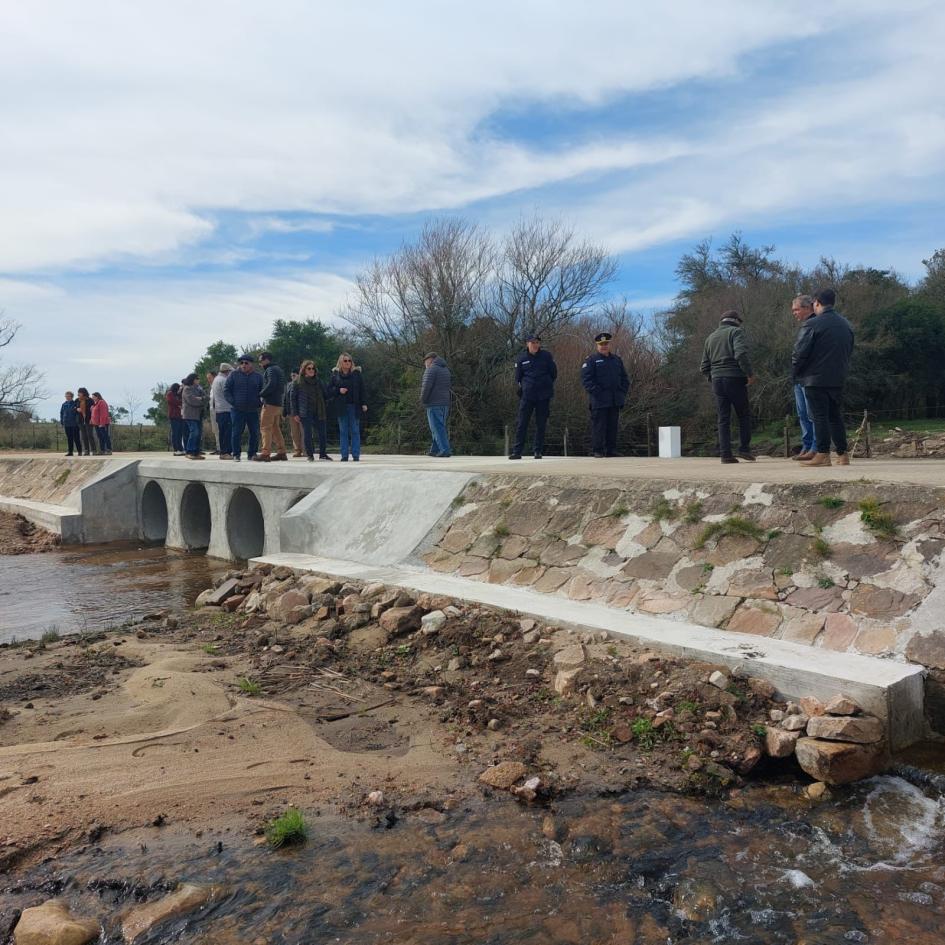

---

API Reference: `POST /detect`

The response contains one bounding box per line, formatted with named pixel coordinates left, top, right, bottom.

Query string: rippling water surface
left=3, top=776, right=944, bottom=944
left=0, top=544, right=230, bottom=644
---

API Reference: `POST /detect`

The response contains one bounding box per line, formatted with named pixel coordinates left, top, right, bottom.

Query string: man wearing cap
left=223, top=354, right=263, bottom=462
left=700, top=310, right=755, bottom=463
left=211, top=362, right=234, bottom=460
left=581, top=331, right=630, bottom=458
left=255, top=351, right=288, bottom=462
left=420, top=352, right=452, bottom=458
left=510, top=334, right=557, bottom=460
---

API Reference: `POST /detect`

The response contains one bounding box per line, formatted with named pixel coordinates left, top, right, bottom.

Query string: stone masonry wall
left=421, top=475, right=945, bottom=669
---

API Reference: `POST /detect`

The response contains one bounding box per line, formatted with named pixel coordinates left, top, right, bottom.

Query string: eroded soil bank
left=0, top=512, right=59, bottom=556
left=1, top=565, right=944, bottom=943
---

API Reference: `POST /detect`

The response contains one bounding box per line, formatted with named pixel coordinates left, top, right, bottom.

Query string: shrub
left=819, top=496, right=844, bottom=510
left=266, top=808, right=308, bottom=848
left=237, top=677, right=262, bottom=696
left=650, top=498, right=678, bottom=522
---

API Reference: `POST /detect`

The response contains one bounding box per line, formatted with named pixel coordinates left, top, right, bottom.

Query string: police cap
left=594, top=332, right=613, bottom=343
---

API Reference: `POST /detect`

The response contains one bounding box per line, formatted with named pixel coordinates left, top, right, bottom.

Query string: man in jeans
left=223, top=354, right=263, bottom=462
left=790, top=295, right=817, bottom=460
left=700, top=310, right=755, bottom=463
left=255, top=351, right=288, bottom=462
left=211, top=362, right=234, bottom=460
left=792, top=288, right=855, bottom=467
left=421, top=352, right=452, bottom=458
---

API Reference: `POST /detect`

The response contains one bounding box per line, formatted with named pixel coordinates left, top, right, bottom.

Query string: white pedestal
left=658, top=426, right=681, bottom=458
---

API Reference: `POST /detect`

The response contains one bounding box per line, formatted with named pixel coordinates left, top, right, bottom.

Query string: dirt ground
left=0, top=513, right=59, bottom=556
left=0, top=566, right=792, bottom=874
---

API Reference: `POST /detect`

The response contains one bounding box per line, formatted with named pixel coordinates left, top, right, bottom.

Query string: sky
left=2, top=1, right=944, bottom=420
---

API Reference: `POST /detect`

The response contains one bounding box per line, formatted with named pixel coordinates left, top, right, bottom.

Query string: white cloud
left=12, top=269, right=355, bottom=419
left=0, top=0, right=898, bottom=272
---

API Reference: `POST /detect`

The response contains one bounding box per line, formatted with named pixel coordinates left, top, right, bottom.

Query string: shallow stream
left=3, top=776, right=944, bottom=944
left=0, top=545, right=230, bottom=645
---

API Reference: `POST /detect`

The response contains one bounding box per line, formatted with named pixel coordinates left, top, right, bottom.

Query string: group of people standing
left=701, top=287, right=855, bottom=465
left=58, top=389, right=113, bottom=456
left=165, top=352, right=368, bottom=462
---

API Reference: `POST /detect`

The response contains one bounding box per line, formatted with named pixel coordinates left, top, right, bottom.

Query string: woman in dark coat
left=328, top=353, right=367, bottom=462
left=166, top=383, right=185, bottom=455
left=290, top=360, right=333, bottom=461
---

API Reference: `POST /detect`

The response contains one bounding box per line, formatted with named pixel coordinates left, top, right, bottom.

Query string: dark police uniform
left=580, top=334, right=630, bottom=456
left=511, top=345, right=557, bottom=458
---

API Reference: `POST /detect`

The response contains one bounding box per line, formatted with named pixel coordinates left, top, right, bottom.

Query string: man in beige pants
left=253, top=351, right=288, bottom=462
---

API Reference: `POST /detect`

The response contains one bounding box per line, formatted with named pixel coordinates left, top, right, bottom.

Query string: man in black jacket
left=255, top=351, right=288, bottom=462
left=580, top=331, right=630, bottom=458
left=791, top=288, right=855, bottom=467
left=510, top=334, right=557, bottom=460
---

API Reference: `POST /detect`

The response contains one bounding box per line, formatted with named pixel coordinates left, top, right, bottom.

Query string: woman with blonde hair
left=329, top=352, right=367, bottom=462
left=290, top=360, right=333, bottom=461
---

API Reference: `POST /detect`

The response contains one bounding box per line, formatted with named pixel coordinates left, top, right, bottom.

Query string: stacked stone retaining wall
left=421, top=475, right=945, bottom=670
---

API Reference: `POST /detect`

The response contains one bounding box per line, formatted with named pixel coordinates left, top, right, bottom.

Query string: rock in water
left=794, top=738, right=884, bottom=785
left=121, top=884, right=219, bottom=943
left=15, top=900, right=99, bottom=945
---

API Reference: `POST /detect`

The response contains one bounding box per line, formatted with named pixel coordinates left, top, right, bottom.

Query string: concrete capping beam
left=253, top=552, right=927, bottom=750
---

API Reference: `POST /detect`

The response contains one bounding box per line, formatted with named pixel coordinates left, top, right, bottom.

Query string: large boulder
left=806, top=715, right=883, bottom=744
left=15, top=900, right=99, bottom=945
left=270, top=589, right=310, bottom=622
left=794, top=737, right=884, bottom=785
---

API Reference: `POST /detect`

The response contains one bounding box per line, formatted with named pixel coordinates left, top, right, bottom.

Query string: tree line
left=117, top=217, right=944, bottom=455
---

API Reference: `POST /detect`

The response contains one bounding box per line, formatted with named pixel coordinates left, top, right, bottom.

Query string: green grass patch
left=752, top=724, right=768, bottom=738
left=695, top=515, right=765, bottom=549
left=607, top=503, right=630, bottom=519
left=395, top=643, right=412, bottom=657
left=631, top=717, right=657, bottom=750
left=683, top=500, right=704, bottom=524
left=493, top=522, right=510, bottom=538
left=858, top=497, right=897, bottom=538
left=650, top=498, right=678, bottom=522
left=817, top=576, right=835, bottom=589
left=236, top=676, right=262, bottom=696
left=450, top=492, right=466, bottom=508
left=677, top=699, right=700, bottom=714
left=40, top=625, right=60, bottom=645
left=812, top=536, right=832, bottom=559
left=201, top=643, right=218, bottom=654
left=53, top=469, right=71, bottom=487
left=819, top=496, right=845, bottom=510
left=266, top=807, right=309, bottom=849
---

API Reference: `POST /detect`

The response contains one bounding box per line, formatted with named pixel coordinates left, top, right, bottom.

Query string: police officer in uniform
left=509, top=334, right=557, bottom=460
left=581, top=331, right=629, bottom=458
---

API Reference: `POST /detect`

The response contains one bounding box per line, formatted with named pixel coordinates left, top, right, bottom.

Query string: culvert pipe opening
left=227, top=487, right=265, bottom=560
left=180, top=482, right=212, bottom=550
left=141, top=480, right=168, bottom=542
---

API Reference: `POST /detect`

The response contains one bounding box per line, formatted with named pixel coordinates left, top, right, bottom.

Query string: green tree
left=194, top=340, right=240, bottom=380
left=265, top=319, right=342, bottom=375
left=145, top=382, right=169, bottom=424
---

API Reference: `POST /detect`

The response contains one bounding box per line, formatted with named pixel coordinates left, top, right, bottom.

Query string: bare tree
left=494, top=215, right=617, bottom=347
left=0, top=316, right=45, bottom=416
left=122, top=389, right=144, bottom=426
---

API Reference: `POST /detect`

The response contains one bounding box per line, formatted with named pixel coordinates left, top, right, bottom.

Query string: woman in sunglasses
left=329, top=353, right=367, bottom=461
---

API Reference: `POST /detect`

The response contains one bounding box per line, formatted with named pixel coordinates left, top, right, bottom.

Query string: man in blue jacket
left=223, top=354, right=264, bottom=462
left=510, top=334, right=557, bottom=460
left=60, top=390, right=81, bottom=456
left=581, top=331, right=630, bottom=458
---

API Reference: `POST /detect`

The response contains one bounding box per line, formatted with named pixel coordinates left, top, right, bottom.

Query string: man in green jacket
left=700, top=310, right=756, bottom=463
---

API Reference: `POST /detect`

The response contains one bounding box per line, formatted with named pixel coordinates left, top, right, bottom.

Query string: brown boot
left=834, top=452, right=851, bottom=466
left=792, top=450, right=814, bottom=461
left=251, top=453, right=271, bottom=462
left=272, top=452, right=289, bottom=461
left=800, top=452, right=831, bottom=467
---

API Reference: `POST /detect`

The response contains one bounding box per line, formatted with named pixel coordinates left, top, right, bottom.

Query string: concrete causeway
left=0, top=450, right=939, bottom=749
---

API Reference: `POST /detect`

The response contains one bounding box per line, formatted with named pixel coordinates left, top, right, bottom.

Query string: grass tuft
left=650, top=498, right=678, bottom=522
left=812, top=536, right=832, bottom=559
left=631, top=717, right=657, bottom=750
left=683, top=500, right=704, bottom=524
left=493, top=522, right=510, bottom=538
left=695, top=515, right=765, bottom=549
left=40, top=625, right=61, bottom=645
left=237, top=676, right=262, bottom=696
left=201, top=643, right=219, bottom=654
left=819, top=496, right=844, bottom=510
left=858, top=498, right=897, bottom=538
left=607, top=503, right=630, bottom=519
left=266, top=807, right=308, bottom=848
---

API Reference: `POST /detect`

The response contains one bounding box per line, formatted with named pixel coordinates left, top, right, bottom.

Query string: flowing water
left=0, top=544, right=230, bottom=644
left=3, top=776, right=944, bottom=944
